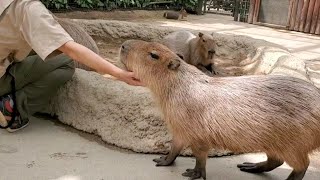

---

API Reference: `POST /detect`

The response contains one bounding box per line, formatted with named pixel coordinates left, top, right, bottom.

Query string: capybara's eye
left=150, top=51, right=159, bottom=60
left=203, top=39, right=206, bottom=43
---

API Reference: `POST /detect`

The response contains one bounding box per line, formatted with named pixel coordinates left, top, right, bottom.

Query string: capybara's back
left=161, top=31, right=195, bottom=63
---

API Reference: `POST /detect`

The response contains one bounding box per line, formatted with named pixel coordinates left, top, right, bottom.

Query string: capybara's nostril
left=208, top=50, right=215, bottom=54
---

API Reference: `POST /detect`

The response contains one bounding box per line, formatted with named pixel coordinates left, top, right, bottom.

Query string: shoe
left=0, top=95, right=13, bottom=128
left=6, top=116, right=29, bottom=133
left=0, top=95, right=29, bottom=132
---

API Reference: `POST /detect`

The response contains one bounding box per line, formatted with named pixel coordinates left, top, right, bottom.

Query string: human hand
left=111, top=69, right=144, bottom=86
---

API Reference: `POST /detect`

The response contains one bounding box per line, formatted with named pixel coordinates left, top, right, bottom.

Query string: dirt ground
left=95, top=38, right=121, bottom=63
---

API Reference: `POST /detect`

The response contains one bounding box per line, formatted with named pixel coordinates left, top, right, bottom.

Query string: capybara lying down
left=119, top=40, right=320, bottom=180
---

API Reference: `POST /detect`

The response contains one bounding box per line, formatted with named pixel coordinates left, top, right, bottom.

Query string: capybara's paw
left=237, top=162, right=265, bottom=173
left=152, top=155, right=174, bottom=166
left=286, top=170, right=307, bottom=180
left=182, top=168, right=206, bottom=180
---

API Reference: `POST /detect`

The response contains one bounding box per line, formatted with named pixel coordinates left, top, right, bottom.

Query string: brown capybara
left=119, top=39, right=320, bottom=180
left=163, top=7, right=188, bottom=21
left=160, top=30, right=216, bottom=76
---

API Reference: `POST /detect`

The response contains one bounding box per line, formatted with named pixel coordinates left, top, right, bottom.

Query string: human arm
left=58, top=41, right=143, bottom=86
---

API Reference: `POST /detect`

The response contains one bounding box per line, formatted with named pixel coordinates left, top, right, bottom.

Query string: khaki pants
left=0, top=54, right=75, bottom=122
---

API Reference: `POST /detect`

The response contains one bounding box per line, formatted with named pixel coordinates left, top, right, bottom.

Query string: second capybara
left=160, top=30, right=216, bottom=76
left=119, top=39, right=320, bottom=180
left=163, top=7, right=188, bottom=21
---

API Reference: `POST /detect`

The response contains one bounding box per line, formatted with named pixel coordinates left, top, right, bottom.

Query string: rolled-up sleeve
left=19, top=0, right=73, bottom=60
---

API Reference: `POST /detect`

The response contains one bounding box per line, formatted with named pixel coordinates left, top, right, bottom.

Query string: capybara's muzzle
left=120, top=40, right=141, bottom=69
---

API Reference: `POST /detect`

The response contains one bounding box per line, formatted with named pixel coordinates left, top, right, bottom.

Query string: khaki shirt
left=0, top=0, right=74, bottom=78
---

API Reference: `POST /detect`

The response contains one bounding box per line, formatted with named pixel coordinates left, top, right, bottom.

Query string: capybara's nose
left=208, top=49, right=215, bottom=54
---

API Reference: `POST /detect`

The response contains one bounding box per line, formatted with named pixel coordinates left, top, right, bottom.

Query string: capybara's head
left=197, top=32, right=216, bottom=65
left=180, top=7, right=188, bottom=17
left=120, top=40, right=182, bottom=84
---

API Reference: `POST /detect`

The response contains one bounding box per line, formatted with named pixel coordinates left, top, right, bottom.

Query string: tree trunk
left=310, top=0, right=320, bottom=33
left=287, top=0, right=295, bottom=28
left=289, top=0, right=299, bottom=30
left=253, top=0, right=261, bottom=23
left=304, top=0, right=316, bottom=32
left=299, top=0, right=310, bottom=31
left=248, top=0, right=256, bottom=23
left=294, top=0, right=304, bottom=31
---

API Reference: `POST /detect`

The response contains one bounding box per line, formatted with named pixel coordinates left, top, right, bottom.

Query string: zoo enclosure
left=43, top=0, right=320, bottom=35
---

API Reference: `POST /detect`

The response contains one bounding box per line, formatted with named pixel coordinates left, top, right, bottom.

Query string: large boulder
left=45, top=19, right=320, bottom=156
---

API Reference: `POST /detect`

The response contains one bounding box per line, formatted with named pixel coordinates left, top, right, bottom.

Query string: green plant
left=42, top=0, right=69, bottom=9
left=76, top=0, right=104, bottom=8
left=175, top=0, right=197, bottom=10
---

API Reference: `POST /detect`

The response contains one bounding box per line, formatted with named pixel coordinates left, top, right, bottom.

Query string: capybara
left=119, top=39, right=320, bottom=180
left=163, top=8, right=188, bottom=21
left=161, top=30, right=216, bottom=76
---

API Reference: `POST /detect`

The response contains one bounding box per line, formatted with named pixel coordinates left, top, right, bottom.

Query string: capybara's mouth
left=208, top=52, right=214, bottom=59
left=204, top=63, right=213, bottom=73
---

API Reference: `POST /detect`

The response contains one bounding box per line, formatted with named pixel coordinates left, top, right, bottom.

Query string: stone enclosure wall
left=44, top=19, right=320, bottom=156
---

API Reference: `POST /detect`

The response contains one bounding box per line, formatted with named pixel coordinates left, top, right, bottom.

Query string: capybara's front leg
left=153, top=135, right=185, bottom=166
left=196, top=64, right=214, bottom=77
left=182, top=145, right=209, bottom=180
left=237, top=154, right=284, bottom=173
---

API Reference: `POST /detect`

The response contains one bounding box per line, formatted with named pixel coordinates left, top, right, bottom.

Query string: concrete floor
left=152, top=13, right=320, bottom=61
left=1, top=13, right=320, bottom=180
left=1, top=116, right=320, bottom=180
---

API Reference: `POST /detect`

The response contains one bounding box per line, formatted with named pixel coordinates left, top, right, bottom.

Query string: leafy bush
left=41, top=0, right=199, bottom=10
left=43, top=0, right=69, bottom=9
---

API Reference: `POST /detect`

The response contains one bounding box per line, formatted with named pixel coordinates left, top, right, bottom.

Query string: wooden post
left=287, top=0, right=295, bottom=28
left=253, top=0, right=261, bottom=24
left=234, top=0, right=240, bottom=21
left=304, top=0, right=316, bottom=32
left=294, top=0, right=304, bottom=31
left=316, top=8, right=320, bottom=34
left=290, top=0, right=299, bottom=30
left=248, top=0, right=255, bottom=24
left=310, top=0, right=320, bottom=33
left=299, top=0, right=310, bottom=31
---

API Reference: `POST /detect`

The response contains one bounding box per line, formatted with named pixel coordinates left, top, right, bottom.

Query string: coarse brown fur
left=163, top=8, right=188, bottom=21
left=120, top=39, right=320, bottom=180
left=161, top=30, right=216, bottom=76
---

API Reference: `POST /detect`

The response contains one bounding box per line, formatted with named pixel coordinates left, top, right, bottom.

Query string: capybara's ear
left=198, top=32, right=204, bottom=38
left=168, top=59, right=181, bottom=70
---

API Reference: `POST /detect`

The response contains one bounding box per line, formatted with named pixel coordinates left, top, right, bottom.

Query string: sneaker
left=6, top=116, right=29, bottom=133
left=0, top=95, right=29, bottom=132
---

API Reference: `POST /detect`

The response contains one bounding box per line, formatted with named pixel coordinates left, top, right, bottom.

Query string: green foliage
left=75, top=0, right=104, bottom=8
left=41, top=0, right=198, bottom=10
left=174, top=0, right=196, bottom=10
left=43, top=0, right=69, bottom=9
